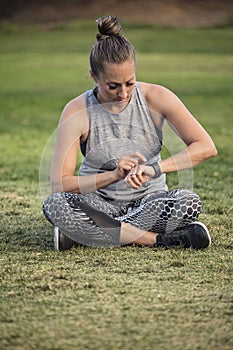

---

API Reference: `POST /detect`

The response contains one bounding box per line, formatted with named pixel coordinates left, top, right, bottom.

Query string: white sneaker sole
left=54, top=226, right=60, bottom=251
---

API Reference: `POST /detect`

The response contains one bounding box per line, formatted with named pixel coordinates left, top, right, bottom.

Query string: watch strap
left=150, top=161, right=161, bottom=179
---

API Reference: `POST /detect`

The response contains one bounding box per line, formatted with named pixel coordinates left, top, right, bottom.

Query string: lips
left=117, top=98, right=127, bottom=103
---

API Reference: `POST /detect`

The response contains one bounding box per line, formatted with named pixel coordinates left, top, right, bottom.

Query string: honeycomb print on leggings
left=43, top=189, right=202, bottom=245
left=117, top=189, right=202, bottom=233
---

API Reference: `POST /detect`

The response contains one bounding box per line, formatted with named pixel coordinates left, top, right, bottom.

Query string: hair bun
left=96, top=15, right=122, bottom=41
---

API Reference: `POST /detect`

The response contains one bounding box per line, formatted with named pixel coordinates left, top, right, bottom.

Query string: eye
left=126, top=82, right=135, bottom=87
left=108, top=84, right=117, bottom=90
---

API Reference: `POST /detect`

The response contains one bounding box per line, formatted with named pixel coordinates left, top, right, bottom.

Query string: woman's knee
left=177, top=190, right=202, bottom=220
left=42, top=192, right=68, bottom=224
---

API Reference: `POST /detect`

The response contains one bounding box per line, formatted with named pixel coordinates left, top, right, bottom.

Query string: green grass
left=0, top=22, right=233, bottom=350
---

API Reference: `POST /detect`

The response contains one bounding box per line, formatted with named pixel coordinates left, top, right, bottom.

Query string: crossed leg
left=43, top=189, right=202, bottom=247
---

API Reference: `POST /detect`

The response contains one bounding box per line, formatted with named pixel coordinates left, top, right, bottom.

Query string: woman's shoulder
left=139, top=81, right=172, bottom=97
left=58, top=92, right=90, bottom=137
left=59, top=93, right=87, bottom=122
left=63, top=93, right=86, bottom=113
left=138, top=82, right=179, bottom=113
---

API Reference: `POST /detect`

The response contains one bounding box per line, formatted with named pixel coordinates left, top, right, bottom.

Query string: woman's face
left=91, top=59, right=136, bottom=111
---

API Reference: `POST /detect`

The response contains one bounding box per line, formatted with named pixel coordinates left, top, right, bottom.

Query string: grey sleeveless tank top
left=79, top=83, right=167, bottom=201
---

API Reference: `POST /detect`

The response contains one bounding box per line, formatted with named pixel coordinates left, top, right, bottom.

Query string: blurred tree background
left=0, top=0, right=232, bottom=27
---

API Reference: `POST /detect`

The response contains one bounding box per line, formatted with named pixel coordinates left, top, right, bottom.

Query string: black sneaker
left=156, top=222, right=211, bottom=249
left=54, top=226, right=78, bottom=251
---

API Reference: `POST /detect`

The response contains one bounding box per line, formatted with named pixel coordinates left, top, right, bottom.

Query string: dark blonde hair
left=90, top=15, right=136, bottom=77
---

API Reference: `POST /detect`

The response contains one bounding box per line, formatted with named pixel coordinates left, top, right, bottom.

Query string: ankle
left=120, top=222, right=158, bottom=246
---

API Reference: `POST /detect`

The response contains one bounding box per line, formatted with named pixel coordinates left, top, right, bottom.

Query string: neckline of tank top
left=91, top=85, right=137, bottom=116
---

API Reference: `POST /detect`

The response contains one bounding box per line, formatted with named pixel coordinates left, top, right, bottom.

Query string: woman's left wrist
left=150, top=161, right=162, bottom=179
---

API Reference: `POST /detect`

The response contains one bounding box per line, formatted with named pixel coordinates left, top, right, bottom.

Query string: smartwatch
left=150, top=161, right=162, bottom=179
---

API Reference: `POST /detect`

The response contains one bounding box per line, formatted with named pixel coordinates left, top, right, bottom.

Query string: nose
left=118, top=86, right=127, bottom=99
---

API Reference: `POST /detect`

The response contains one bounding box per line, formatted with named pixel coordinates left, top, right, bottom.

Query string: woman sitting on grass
left=43, top=15, right=217, bottom=251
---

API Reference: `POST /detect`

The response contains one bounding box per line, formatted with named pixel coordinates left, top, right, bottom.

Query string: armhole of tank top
left=81, top=90, right=93, bottom=156
left=136, top=82, right=152, bottom=116
left=85, top=90, right=92, bottom=122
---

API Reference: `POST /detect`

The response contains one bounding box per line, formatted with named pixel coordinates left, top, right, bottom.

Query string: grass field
left=0, top=21, right=232, bottom=350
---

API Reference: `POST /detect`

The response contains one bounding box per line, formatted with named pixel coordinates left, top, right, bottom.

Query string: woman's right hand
left=125, top=164, right=156, bottom=189
left=115, top=152, right=147, bottom=180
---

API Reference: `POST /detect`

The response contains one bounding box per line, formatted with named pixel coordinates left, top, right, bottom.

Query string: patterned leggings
left=43, top=189, right=202, bottom=247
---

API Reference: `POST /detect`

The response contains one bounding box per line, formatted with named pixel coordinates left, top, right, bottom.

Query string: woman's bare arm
left=51, top=95, right=145, bottom=193
left=141, top=82, right=217, bottom=174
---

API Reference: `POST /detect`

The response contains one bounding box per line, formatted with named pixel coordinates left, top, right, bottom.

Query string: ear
left=90, top=70, right=98, bottom=83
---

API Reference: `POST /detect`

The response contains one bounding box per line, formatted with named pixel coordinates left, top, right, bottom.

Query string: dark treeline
left=0, top=0, right=232, bottom=26
left=0, top=0, right=91, bottom=19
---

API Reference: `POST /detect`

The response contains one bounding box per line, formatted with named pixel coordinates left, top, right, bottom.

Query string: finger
left=119, top=161, right=138, bottom=172
left=136, top=165, right=146, bottom=182
left=127, top=152, right=147, bottom=164
left=127, top=167, right=143, bottom=188
left=127, top=177, right=141, bottom=189
left=119, top=159, right=139, bottom=172
left=128, top=165, right=144, bottom=182
left=128, top=166, right=138, bottom=176
left=124, top=177, right=139, bottom=189
left=141, top=175, right=149, bottom=183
